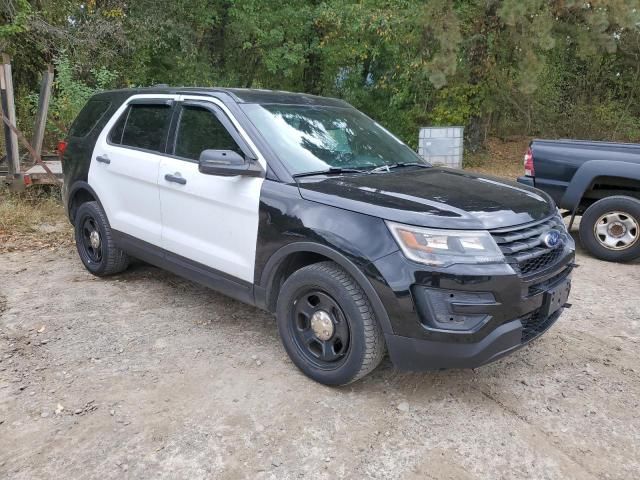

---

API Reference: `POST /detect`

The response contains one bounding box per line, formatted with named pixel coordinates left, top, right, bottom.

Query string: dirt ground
left=0, top=228, right=639, bottom=479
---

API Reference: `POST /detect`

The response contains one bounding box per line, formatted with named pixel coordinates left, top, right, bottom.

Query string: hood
left=296, top=167, right=555, bottom=230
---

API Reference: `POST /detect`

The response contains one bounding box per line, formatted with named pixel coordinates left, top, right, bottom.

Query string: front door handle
left=96, top=155, right=110, bottom=164
left=164, top=173, right=187, bottom=185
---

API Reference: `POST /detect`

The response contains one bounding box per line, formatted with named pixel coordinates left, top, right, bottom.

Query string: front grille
left=520, top=309, right=558, bottom=343
left=491, top=215, right=566, bottom=276
left=528, top=265, right=572, bottom=295
left=518, top=247, right=564, bottom=275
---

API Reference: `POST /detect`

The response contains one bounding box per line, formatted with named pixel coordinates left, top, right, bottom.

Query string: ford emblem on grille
left=541, top=229, right=562, bottom=248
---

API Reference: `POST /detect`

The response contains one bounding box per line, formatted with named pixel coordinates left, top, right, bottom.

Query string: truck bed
left=525, top=139, right=640, bottom=206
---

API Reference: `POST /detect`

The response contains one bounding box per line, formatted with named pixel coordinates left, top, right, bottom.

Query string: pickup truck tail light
left=524, top=146, right=535, bottom=177
left=57, top=140, right=67, bottom=160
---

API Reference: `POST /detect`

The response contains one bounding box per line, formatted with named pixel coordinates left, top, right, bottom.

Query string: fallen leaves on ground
left=0, top=186, right=72, bottom=253
left=465, top=136, right=531, bottom=180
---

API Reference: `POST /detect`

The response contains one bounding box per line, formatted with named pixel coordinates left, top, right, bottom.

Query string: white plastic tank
left=418, top=127, right=464, bottom=169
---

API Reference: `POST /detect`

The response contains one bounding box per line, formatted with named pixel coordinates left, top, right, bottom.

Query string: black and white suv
left=62, top=87, right=575, bottom=385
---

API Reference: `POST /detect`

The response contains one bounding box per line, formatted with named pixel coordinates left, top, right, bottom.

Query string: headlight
left=554, top=213, right=575, bottom=250
left=386, top=221, right=505, bottom=267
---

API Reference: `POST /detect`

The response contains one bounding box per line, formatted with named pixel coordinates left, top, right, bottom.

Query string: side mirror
left=198, top=149, right=262, bottom=177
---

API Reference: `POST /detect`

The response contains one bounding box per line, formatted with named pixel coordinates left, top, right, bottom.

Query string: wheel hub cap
left=89, top=230, right=101, bottom=250
left=594, top=211, right=639, bottom=250
left=310, top=310, right=334, bottom=341
left=292, top=291, right=350, bottom=365
left=608, top=222, right=626, bottom=237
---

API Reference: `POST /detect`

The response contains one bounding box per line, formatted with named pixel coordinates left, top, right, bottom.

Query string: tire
left=74, top=201, right=130, bottom=276
left=579, top=195, right=640, bottom=262
left=276, top=261, right=385, bottom=386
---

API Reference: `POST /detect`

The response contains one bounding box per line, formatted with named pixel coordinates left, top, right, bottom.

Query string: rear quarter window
left=68, top=100, right=111, bottom=138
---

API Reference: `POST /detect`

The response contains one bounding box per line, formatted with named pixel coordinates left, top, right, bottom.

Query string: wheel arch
left=560, top=161, right=640, bottom=211
left=559, top=161, right=640, bottom=228
left=257, top=242, right=394, bottom=335
left=67, top=181, right=105, bottom=223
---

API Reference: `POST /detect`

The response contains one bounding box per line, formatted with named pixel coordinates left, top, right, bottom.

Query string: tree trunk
left=465, top=116, right=484, bottom=153
left=302, top=17, right=324, bottom=94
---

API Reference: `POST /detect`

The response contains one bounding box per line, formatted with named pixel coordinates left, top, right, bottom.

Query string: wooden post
left=32, top=64, right=54, bottom=157
left=1, top=53, right=20, bottom=178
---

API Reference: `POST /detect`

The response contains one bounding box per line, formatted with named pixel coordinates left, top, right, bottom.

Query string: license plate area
left=542, top=278, right=571, bottom=317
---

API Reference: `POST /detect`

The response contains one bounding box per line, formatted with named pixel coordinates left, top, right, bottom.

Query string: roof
left=94, top=86, right=351, bottom=107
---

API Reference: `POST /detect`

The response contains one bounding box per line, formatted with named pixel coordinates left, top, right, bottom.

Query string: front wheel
left=276, top=261, right=385, bottom=385
left=579, top=195, right=640, bottom=262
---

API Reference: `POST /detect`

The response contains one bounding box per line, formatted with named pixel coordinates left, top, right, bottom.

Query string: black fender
left=560, top=160, right=640, bottom=228
left=257, top=242, right=394, bottom=335
left=65, top=180, right=105, bottom=223
left=560, top=160, right=640, bottom=210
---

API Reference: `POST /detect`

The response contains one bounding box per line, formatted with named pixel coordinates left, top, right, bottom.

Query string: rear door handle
left=164, top=173, right=187, bottom=185
left=96, top=155, right=110, bottom=164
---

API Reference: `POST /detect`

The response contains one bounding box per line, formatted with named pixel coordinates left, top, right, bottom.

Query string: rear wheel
left=276, top=261, right=385, bottom=385
left=74, top=201, right=129, bottom=276
left=579, top=196, right=640, bottom=262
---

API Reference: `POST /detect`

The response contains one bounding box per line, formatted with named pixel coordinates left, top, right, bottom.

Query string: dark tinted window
left=118, top=104, right=172, bottom=152
left=174, top=106, right=242, bottom=160
left=108, top=109, right=127, bottom=145
left=69, top=100, right=111, bottom=137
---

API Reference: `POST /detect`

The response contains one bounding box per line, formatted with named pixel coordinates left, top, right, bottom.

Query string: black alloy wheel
left=74, top=201, right=130, bottom=276
left=291, top=289, right=350, bottom=368
left=80, top=216, right=103, bottom=265
left=276, top=261, right=385, bottom=386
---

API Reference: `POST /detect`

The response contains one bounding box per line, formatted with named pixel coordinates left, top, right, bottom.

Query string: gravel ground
left=0, top=229, right=639, bottom=479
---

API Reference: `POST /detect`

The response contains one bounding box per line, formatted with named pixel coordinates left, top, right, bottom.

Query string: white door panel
left=159, top=97, right=265, bottom=283
left=159, top=158, right=263, bottom=282
left=88, top=94, right=178, bottom=247
left=89, top=148, right=163, bottom=245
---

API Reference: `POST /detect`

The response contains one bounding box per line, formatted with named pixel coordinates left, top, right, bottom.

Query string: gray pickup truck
left=518, top=139, right=640, bottom=262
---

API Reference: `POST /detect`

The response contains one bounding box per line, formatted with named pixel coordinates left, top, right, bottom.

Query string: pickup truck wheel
left=579, top=196, right=640, bottom=262
left=74, top=201, right=130, bottom=276
left=276, top=261, right=385, bottom=386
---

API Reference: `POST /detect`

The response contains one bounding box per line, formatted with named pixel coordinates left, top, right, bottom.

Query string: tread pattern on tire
left=75, top=201, right=129, bottom=276
left=293, top=261, right=385, bottom=384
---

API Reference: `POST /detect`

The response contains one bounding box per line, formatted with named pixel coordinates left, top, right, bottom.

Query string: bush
left=26, top=55, right=118, bottom=140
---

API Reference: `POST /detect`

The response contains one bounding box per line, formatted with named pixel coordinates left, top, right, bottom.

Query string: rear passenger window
left=110, top=103, right=172, bottom=153
left=109, top=110, right=127, bottom=145
left=69, top=100, right=111, bottom=137
left=174, top=106, right=243, bottom=160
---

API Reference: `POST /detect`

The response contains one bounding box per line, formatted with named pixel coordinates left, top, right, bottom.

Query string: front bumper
left=368, top=245, right=574, bottom=371
left=385, top=308, right=563, bottom=371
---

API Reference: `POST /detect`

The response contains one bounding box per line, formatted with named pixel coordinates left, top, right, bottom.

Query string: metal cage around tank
left=418, top=126, right=464, bottom=169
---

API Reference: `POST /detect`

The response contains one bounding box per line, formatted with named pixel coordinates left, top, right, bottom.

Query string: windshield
left=240, top=103, right=426, bottom=175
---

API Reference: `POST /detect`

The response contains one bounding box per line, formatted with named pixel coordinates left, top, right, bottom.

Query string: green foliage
left=0, top=0, right=31, bottom=39
left=430, top=85, right=485, bottom=126
left=2, top=0, right=640, bottom=151
left=27, top=55, right=118, bottom=135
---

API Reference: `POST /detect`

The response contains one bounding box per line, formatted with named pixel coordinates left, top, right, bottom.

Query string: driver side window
left=174, top=105, right=243, bottom=161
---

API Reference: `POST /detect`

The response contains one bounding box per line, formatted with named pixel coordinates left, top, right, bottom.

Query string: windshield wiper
left=368, top=162, right=431, bottom=174
left=293, top=167, right=367, bottom=178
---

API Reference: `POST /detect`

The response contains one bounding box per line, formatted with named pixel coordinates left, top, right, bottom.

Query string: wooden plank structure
left=24, top=157, right=62, bottom=185
left=1, top=53, right=20, bottom=179
left=32, top=64, right=55, bottom=157
left=1, top=54, right=63, bottom=188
